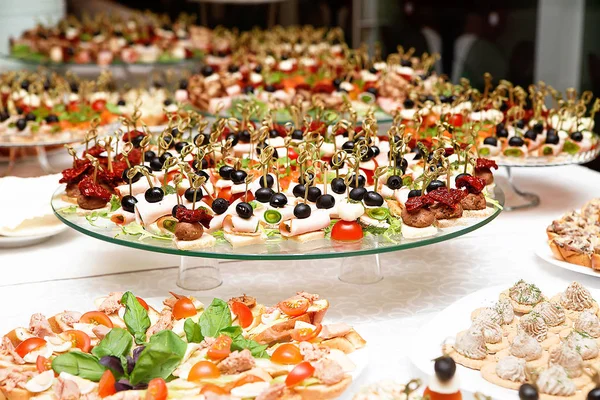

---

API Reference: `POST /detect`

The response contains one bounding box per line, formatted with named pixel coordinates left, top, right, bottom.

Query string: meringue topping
left=455, top=326, right=487, bottom=360
left=549, top=342, right=584, bottom=378
left=495, top=299, right=515, bottom=325
left=519, top=313, right=548, bottom=342
left=509, top=280, right=542, bottom=305
left=566, top=331, right=599, bottom=360
left=532, top=301, right=566, bottom=327
left=574, top=310, right=600, bottom=338
left=561, top=281, right=595, bottom=311
left=495, top=356, right=526, bottom=383
left=536, top=365, right=576, bottom=397
left=510, top=331, right=543, bottom=361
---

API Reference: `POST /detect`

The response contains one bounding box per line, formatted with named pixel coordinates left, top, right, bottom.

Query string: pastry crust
left=500, top=290, right=544, bottom=314
left=480, top=362, right=524, bottom=390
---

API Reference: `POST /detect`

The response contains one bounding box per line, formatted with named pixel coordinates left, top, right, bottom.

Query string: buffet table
left=2, top=151, right=600, bottom=397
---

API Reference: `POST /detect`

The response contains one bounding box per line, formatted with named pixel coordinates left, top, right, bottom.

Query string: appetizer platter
left=0, top=290, right=368, bottom=400
left=50, top=102, right=503, bottom=288
left=410, top=280, right=600, bottom=399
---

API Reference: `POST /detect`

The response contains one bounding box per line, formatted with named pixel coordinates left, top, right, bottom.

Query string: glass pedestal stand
left=338, top=253, right=383, bottom=284
left=501, top=166, right=541, bottom=211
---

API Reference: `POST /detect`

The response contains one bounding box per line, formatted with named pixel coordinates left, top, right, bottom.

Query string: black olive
left=389, top=156, right=409, bottom=173
left=131, top=135, right=145, bottom=148
left=174, top=142, right=187, bottom=153
left=196, top=170, right=209, bottom=181
left=291, top=129, right=304, bottom=140
left=0, top=111, right=8, bottom=122
left=411, top=147, right=423, bottom=160
left=163, top=99, right=173, bottom=106
left=255, top=187, right=274, bottom=203
left=194, top=133, right=210, bottom=146
left=243, top=85, right=254, bottom=94
left=515, top=119, right=526, bottom=129
left=238, top=130, right=251, bottom=143
left=144, top=150, right=156, bottom=160
left=270, top=193, right=288, bottom=208
left=533, top=122, right=544, bottom=134
left=45, top=114, right=59, bottom=123
left=427, top=180, right=445, bottom=193
left=184, top=188, right=203, bottom=202
left=524, top=130, right=537, bottom=140
left=236, top=202, right=253, bottom=219
left=169, top=204, right=186, bottom=218
left=455, top=173, right=471, bottom=182
left=121, top=195, right=138, bottom=213
left=259, top=174, right=274, bottom=188
left=254, top=65, right=263, bottom=73
left=408, top=189, right=422, bottom=198
left=43, top=79, right=51, bottom=90
left=20, top=79, right=30, bottom=90
left=298, top=172, right=314, bottom=186
left=508, top=136, right=525, bottom=147
left=547, top=128, right=557, bottom=137
left=496, top=127, right=509, bottom=138
left=159, top=152, right=173, bottom=164
left=400, top=59, right=412, bottom=67
left=360, top=146, right=375, bottom=162
left=348, top=175, right=366, bottom=188
left=117, top=99, right=126, bottom=106
left=192, top=159, right=208, bottom=171
left=483, top=137, right=498, bottom=146
left=333, top=78, right=342, bottom=88
left=219, top=165, right=234, bottom=180
left=149, top=157, right=163, bottom=171
left=439, top=94, right=453, bottom=103
left=25, top=112, right=36, bottom=122
left=545, top=133, right=560, bottom=145
left=230, top=170, right=247, bottom=184
left=179, top=79, right=188, bottom=90
left=586, top=387, right=600, bottom=400
left=368, top=66, right=377, bottom=74
left=403, top=99, right=415, bottom=109
left=292, top=184, right=306, bottom=198
left=15, top=106, right=23, bottom=115
left=434, top=356, right=456, bottom=382
left=211, top=198, right=229, bottom=215
left=228, top=64, right=239, bottom=73
left=269, top=129, right=279, bottom=138
left=293, top=203, right=311, bottom=219
left=307, top=187, right=322, bottom=202
left=316, top=194, right=335, bottom=209
left=330, top=177, right=346, bottom=194
left=264, top=84, right=276, bottom=93
left=387, top=175, right=403, bottom=190
left=226, top=133, right=239, bottom=146
left=570, top=131, right=583, bottom=142
left=349, top=187, right=367, bottom=201
left=366, top=87, right=378, bottom=97
left=371, top=146, right=380, bottom=157
left=364, top=191, right=384, bottom=207
left=201, top=65, right=214, bottom=77
left=16, top=118, right=27, bottom=131
left=518, top=383, right=539, bottom=400
left=145, top=187, right=164, bottom=203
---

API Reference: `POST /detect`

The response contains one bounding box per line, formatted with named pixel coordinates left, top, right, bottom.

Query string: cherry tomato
left=290, top=323, right=322, bottom=342
left=36, top=355, right=51, bottom=373
left=331, top=220, right=363, bottom=241
left=423, top=387, right=463, bottom=400
left=424, top=114, right=439, bottom=128
left=146, top=378, right=168, bottom=400
left=63, top=330, right=92, bottom=353
left=279, top=297, right=309, bottom=317
left=15, top=338, right=46, bottom=358
left=91, top=99, right=107, bottom=112
left=226, top=375, right=264, bottom=392
left=173, top=298, right=197, bottom=320
left=231, top=301, right=253, bottom=329
left=67, top=102, right=80, bottom=113
left=188, top=361, right=221, bottom=382
left=288, top=147, right=299, bottom=161
left=80, top=311, right=114, bottom=328
left=271, top=344, right=303, bottom=365
left=200, top=384, right=229, bottom=395
left=98, top=370, right=116, bottom=398
left=447, top=114, right=464, bottom=127
left=207, top=335, right=232, bottom=361
left=285, top=361, right=315, bottom=387
left=136, top=297, right=149, bottom=311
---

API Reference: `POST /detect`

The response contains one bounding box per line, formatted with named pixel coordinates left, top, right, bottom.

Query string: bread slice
left=285, top=231, right=325, bottom=243
left=175, top=234, right=216, bottom=250
left=293, top=375, right=352, bottom=400
left=402, top=224, right=437, bottom=239
left=320, top=329, right=367, bottom=354
left=223, top=232, right=267, bottom=248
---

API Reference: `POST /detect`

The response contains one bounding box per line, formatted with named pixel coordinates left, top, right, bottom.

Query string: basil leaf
left=121, top=292, right=151, bottom=345
left=219, top=325, right=243, bottom=339
left=92, top=328, right=133, bottom=359
left=129, top=330, right=186, bottom=385
left=184, top=319, right=203, bottom=343
left=231, top=336, right=269, bottom=359
left=52, top=352, right=106, bottom=381
left=199, top=298, right=231, bottom=338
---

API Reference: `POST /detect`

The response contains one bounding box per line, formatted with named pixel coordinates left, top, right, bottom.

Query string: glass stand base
left=499, top=166, right=540, bottom=211
left=177, top=256, right=222, bottom=290
left=338, top=253, right=383, bottom=284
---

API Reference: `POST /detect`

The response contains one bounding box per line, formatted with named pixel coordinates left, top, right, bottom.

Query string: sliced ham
left=207, top=198, right=242, bottom=233
left=134, top=194, right=179, bottom=226
left=280, top=210, right=330, bottom=237
left=111, top=212, right=137, bottom=226
left=319, top=323, right=352, bottom=339
left=223, top=215, right=260, bottom=234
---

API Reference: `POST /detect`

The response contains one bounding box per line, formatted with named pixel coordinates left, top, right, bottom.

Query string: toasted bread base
left=285, top=231, right=325, bottom=243
left=223, top=232, right=267, bottom=248
left=175, top=234, right=217, bottom=250
left=293, top=375, right=352, bottom=400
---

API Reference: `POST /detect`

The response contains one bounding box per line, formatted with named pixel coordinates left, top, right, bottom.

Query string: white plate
left=408, top=283, right=599, bottom=398
left=0, top=223, right=67, bottom=248
left=536, top=240, right=600, bottom=278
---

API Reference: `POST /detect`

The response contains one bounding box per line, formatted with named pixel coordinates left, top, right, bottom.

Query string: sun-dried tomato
left=476, top=158, right=498, bottom=171
left=78, top=176, right=112, bottom=202
left=59, top=159, right=92, bottom=184
left=99, top=169, right=124, bottom=188
left=312, top=80, right=334, bottom=94
left=427, top=188, right=467, bottom=207
left=83, top=144, right=105, bottom=157
left=121, top=130, right=144, bottom=143
left=405, top=195, right=435, bottom=213
left=115, top=148, right=142, bottom=166
left=456, top=175, right=486, bottom=194
left=175, top=207, right=213, bottom=228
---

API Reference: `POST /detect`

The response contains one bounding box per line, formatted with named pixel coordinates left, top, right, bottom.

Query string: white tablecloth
left=2, top=152, right=600, bottom=397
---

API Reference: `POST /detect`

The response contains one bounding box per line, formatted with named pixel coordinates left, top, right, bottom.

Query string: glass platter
left=52, top=185, right=504, bottom=289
